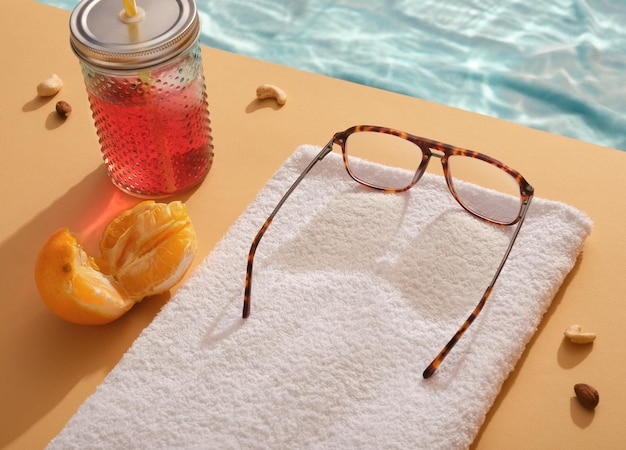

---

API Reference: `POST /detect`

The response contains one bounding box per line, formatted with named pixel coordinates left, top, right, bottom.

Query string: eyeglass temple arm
left=242, top=140, right=335, bottom=319
left=422, top=194, right=534, bottom=378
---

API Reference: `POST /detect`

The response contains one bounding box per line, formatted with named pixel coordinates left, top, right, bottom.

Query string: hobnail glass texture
left=81, top=43, right=213, bottom=197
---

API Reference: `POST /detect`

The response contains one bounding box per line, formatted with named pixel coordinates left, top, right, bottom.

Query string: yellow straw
left=123, top=0, right=138, bottom=17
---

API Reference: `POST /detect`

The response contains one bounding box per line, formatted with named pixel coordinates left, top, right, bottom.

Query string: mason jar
left=70, top=0, right=213, bottom=197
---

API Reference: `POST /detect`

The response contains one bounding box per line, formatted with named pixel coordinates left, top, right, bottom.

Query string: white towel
left=48, top=145, right=592, bottom=450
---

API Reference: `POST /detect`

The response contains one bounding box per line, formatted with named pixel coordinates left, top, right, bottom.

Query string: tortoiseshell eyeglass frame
left=242, top=125, right=534, bottom=378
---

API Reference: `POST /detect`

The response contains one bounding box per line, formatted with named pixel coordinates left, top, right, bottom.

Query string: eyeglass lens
left=344, top=131, right=423, bottom=190
left=343, top=131, right=522, bottom=224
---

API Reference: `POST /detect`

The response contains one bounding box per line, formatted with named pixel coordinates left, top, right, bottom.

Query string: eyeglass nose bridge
left=411, top=145, right=441, bottom=186
left=419, top=146, right=457, bottom=185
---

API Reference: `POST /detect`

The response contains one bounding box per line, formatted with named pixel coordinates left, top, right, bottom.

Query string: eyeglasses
left=242, top=125, right=534, bottom=378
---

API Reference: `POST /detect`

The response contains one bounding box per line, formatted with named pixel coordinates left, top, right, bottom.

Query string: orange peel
left=35, top=227, right=134, bottom=325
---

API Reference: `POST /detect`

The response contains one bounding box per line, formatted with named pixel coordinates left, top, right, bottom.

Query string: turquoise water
left=43, top=0, right=626, bottom=151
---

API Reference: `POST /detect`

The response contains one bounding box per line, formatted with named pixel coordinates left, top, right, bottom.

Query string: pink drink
left=71, top=0, right=213, bottom=198
left=84, top=47, right=213, bottom=197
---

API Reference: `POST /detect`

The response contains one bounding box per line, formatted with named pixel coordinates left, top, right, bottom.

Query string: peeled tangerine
left=35, top=201, right=197, bottom=325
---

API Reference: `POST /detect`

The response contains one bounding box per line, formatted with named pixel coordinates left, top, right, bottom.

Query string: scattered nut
left=564, top=324, right=596, bottom=344
left=55, top=101, right=72, bottom=119
left=37, top=73, right=63, bottom=97
left=574, top=383, right=599, bottom=410
left=256, top=83, right=287, bottom=106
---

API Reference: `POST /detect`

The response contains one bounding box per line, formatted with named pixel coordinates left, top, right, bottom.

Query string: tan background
left=1, top=1, right=625, bottom=448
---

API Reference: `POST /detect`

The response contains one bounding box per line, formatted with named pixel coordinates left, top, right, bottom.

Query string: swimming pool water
left=42, top=0, right=626, bottom=151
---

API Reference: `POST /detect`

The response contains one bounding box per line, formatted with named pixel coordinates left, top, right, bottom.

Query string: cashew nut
left=564, top=324, right=596, bottom=344
left=256, top=84, right=287, bottom=106
left=37, top=74, right=63, bottom=97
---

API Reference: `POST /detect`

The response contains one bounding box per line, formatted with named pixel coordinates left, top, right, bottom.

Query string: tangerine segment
left=35, top=228, right=135, bottom=325
left=100, top=201, right=198, bottom=301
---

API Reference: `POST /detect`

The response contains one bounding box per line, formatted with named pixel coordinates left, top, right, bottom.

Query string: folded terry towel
left=48, top=145, right=592, bottom=450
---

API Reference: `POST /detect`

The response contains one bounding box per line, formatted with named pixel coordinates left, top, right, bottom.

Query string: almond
left=574, top=383, right=599, bottom=410
left=55, top=101, right=72, bottom=119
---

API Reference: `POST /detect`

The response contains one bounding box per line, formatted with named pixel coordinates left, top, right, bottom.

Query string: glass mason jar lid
left=70, top=0, right=200, bottom=70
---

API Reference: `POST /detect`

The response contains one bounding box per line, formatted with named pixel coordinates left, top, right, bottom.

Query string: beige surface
left=2, top=1, right=625, bottom=448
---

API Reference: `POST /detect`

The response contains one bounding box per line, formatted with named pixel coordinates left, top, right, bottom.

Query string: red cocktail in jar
left=71, top=0, right=213, bottom=197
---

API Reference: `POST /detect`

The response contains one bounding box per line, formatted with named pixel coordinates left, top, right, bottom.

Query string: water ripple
left=44, top=0, right=626, bottom=150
